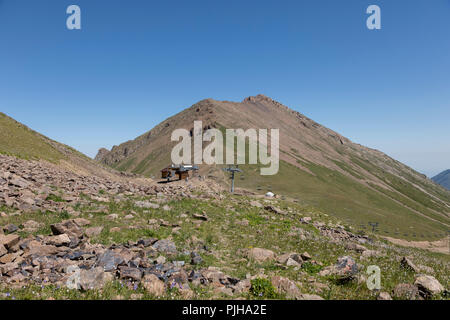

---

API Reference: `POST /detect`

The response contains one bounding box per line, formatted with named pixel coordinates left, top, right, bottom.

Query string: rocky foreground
left=0, top=154, right=448, bottom=300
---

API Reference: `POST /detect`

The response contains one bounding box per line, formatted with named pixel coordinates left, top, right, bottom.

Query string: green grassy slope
left=0, top=112, right=67, bottom=162
left=233, top=160, right=448, bottom=241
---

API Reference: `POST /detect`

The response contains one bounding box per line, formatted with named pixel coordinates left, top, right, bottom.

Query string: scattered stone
left=73, top=218, right=91, bottom=227
left=298, top=294, right=324, bottom=300
left=21, top=220, right=40, bottom=232
left=191, top=252, right=203, bottom=265
left=0, top=234, right=20, bottom=249
left=44, top=234, right=71, bottom=246
left=85, top=226, right=103, bottom=238
left=155, top=255, right=166, bottom=264
left=135, top=201, right=159, bottom=209
left=119, top=266, right=142, bottom=282
left=236, top=219, right=249, bottom=226
left=0, top=245, right=7, bottom=257
left=345, top=242, right=367, bottom=253
left=400, top=256, right=419, bottom=273
left=392, top=283, right=421, bottom=300
left=319, top=256, right=358, bottom=282
left=414, top=275, right=444, bottom=297
left=271, top=276, right=301, bottom=299
left=152, top=239, right=177, bottom=254
left=192, top=213, right=208, bottom=221
left=300, top=217, right=312, bottom=224
left=300, top=252, right=311, bottom=260
left=50, top=219, right=83, bottom=239
left=96, top=251, right=125, bottom=272
left=247, top=248, right=275, bottom=262
left=264, top=205, right=284, bottom=215
left=107, top=214, right=119, bottom=221
left=137, top=238, right=157, bottom=247
left=9, top=176, right=29, bottom=188
left=142, top=274, right=165, bottom=296
left=286, top=257, right=302, bottom=267
left=361, top=250, right=378, bottom=258
left=377, top=291, right=392, bottom=300
left=3, top=224, right=18, bottom=234
left=249, top=200, right=263, bottom=208
left=80, top=267, right=105, bottom=290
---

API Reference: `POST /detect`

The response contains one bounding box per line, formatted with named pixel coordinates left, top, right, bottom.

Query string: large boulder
left=414, top=275, right=444, bottom=297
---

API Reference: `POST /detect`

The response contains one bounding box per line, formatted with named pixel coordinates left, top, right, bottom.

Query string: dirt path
left=384, top=236, right=450, bottom=255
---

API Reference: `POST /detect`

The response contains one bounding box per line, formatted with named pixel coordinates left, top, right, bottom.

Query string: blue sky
left=0, top=0, right=449, bottom=177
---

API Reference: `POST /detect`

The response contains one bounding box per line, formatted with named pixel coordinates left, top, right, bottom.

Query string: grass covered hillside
left=0, top=112, right=67, bottom=163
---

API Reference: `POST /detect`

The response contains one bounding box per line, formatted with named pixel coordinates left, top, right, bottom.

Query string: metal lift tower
left=223, top=166, right=242, bottom=193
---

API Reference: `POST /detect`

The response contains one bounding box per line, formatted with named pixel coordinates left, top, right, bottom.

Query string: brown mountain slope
left=96, top=95, right=450, bottom=240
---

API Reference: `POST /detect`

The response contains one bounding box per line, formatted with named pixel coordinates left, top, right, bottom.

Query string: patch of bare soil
left=384, top=236, right=450, bottom=255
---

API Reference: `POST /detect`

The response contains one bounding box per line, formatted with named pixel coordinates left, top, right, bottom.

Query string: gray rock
left=96, top=250, right=125, bottom=272
left=119, top=266, right=142, bottom=282
left=152, top=239, right=177, bottom=254
left=80, top=267, right=105, bottom=290
left=3, top=224, right=18, bottom=234
left=191, top=252, right=203, bottom=265
left=319, top=256, right=358, bottom=282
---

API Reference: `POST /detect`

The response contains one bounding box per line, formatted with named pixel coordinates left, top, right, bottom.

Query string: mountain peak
left=243, top=94, right=281, bottom=105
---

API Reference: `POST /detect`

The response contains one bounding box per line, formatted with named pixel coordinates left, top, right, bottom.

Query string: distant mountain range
left=432, top=170, right=450, bottom=190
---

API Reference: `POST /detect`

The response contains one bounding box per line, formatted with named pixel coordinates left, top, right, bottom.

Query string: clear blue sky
left=0, top=0, right=449, bottom=177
